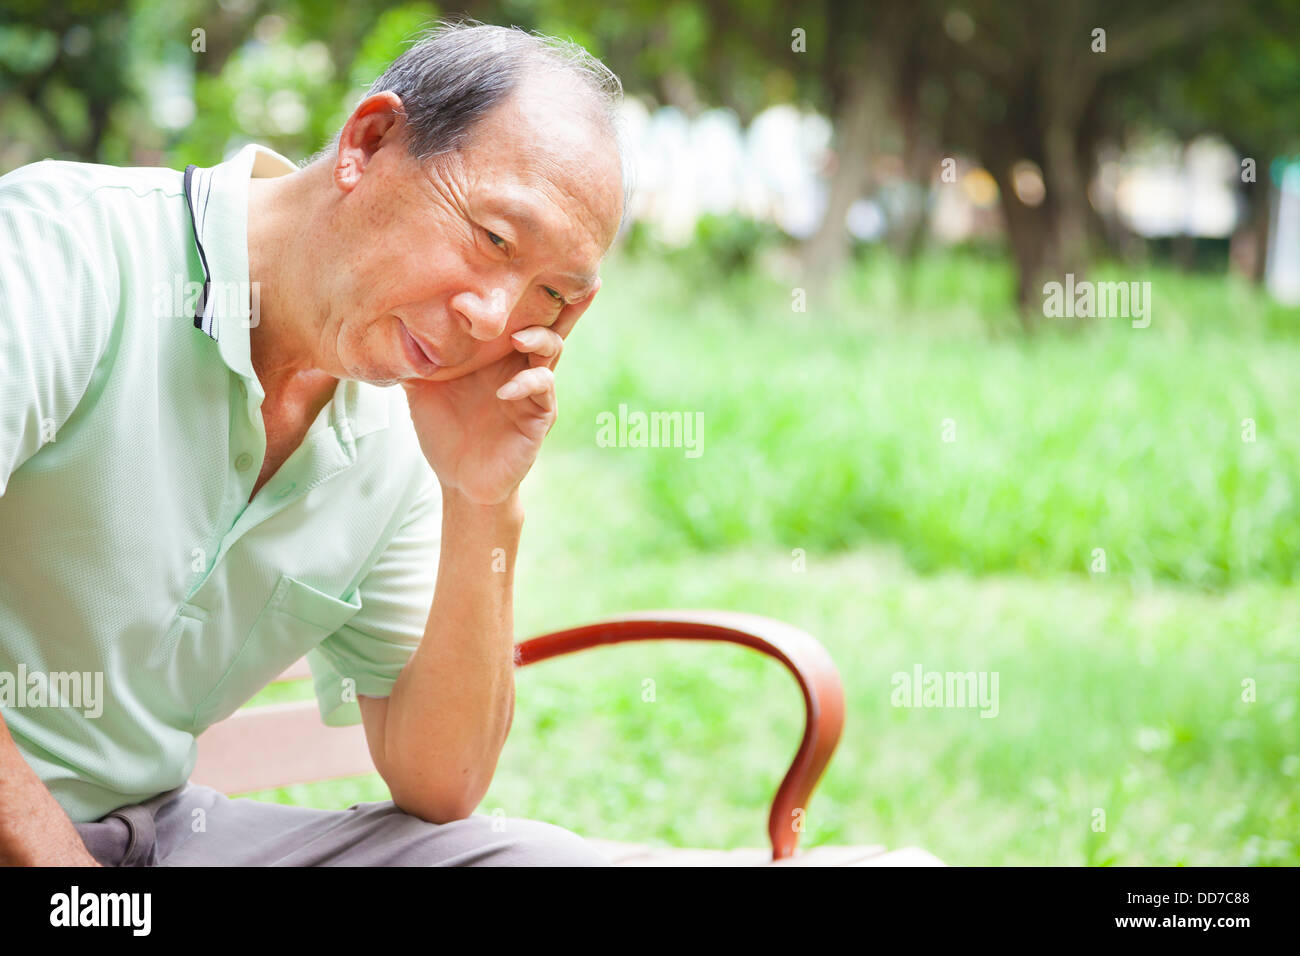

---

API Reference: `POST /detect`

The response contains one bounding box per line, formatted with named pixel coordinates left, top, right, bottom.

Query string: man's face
left=319, top=82, right=623, bottom=386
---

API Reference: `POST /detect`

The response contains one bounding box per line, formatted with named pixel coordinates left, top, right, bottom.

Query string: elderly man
left=0, top=22, right=624, bottom=866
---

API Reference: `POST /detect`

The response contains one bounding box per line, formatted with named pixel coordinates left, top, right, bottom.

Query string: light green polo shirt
left=0, top=144, right=442, bottom=823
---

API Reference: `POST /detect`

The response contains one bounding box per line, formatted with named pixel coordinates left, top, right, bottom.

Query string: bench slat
left=849, top=847, right=946, bottom=866
left=192, top=701, right=374, bottom=794
left=582, top=839, right=896, bottom=866
left=272, top=658, right=313, bottom=683
left=769, top=844, right=890, bottom=866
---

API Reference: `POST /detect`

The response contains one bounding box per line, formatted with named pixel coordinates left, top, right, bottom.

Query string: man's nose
left=454, top=287, right=513, bottom=341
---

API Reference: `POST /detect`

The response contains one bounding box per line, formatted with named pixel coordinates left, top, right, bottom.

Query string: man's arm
left=359, top=286, right=597, bottom=823
left=0, top=711, right=100, bottom=866
left=356, top=487, right=521, bottom=822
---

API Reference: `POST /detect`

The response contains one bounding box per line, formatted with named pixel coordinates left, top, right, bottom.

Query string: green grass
left=546, top=250, right=1300, bottom=589
left=240, top=248, right=1300, bottom=864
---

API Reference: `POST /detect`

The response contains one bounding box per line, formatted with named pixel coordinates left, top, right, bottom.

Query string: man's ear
left=334, top=91, right=406, bottom=192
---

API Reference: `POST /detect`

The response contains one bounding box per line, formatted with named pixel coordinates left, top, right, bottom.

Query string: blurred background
left=2, top=0, right=1297, bottom=864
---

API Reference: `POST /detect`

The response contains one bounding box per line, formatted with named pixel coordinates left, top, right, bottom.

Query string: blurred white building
left=618, top=99, right=831, bottom=243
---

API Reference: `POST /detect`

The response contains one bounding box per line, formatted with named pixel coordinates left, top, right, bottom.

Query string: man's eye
left=487, top=231, right=507, bottom=249
left=544, top=287, right=564, bottom=303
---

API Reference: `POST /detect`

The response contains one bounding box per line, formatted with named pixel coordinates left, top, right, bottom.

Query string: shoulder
left=0, top=159, right=187, bottom=310
left=0, top=158, right=183, bottom=216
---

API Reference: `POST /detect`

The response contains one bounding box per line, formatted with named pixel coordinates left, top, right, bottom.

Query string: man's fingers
left=506, top=279, right=601, bottom=373
left=510, top=326, right=564, bottom=368
left=496, top=366, right=555, bottom=412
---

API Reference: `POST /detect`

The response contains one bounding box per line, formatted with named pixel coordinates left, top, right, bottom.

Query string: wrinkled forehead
left=522, top=150, right=622, bottom=250
left=459, top=84, right=624, bottom=247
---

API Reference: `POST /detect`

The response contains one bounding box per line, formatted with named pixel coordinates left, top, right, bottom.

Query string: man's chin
left=336, top=362, right=412, bottom=389
left=402, top=365, right=458, bottom=383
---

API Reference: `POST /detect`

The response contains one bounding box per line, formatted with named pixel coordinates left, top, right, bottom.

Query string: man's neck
left=246, top=165, right=338, bottom=406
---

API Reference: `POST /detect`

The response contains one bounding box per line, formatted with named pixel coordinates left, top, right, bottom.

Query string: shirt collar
left=184, top=144, right=388, bottom=442
left=185, top=143, right=292, bottom=381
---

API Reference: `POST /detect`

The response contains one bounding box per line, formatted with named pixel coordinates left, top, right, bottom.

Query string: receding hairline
left=309, top=19, right=633, bottom=221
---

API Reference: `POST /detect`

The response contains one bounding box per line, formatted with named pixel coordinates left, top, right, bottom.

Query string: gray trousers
left=74, top=784, right=612, bottom=866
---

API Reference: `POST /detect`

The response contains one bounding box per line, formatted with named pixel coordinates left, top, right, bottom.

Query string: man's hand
left=400, top=284, right=597, bottom=505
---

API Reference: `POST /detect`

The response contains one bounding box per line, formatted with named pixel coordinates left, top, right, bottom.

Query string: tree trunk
left=1230, top=174, right=1272, bottom=283
left=888, top=42, right=934, bottom=303
left=992, top=160, right=1059, bottom=332
left=798, top=67, right=875, bottom=283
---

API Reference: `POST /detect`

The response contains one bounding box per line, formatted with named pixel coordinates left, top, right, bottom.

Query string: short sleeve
left=0, top=203, right=113, bottom=495
left=307, top=465, right=442, bottom=726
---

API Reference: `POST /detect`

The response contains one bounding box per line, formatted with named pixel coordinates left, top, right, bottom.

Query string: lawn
left=245, top=248, right=1300, bottom=865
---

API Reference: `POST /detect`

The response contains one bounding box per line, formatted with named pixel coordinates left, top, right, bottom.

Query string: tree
left=914, top=0, right=1232, bottom=321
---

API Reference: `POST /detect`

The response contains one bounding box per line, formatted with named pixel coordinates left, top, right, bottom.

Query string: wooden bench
left=193, top=610, right=943, bottom=866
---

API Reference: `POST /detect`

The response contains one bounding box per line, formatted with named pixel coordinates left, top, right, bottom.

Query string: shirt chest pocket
left=190, top=573, right=362, bottom=731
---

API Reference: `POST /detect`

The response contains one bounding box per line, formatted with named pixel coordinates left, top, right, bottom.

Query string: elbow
left=390, top=786, right=477, bottom=824
left=386, top=770, right=490, bottom=825
left=378, top=697, right=512, bottom=824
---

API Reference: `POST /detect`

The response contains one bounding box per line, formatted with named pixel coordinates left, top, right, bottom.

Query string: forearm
left=376, top=485, right=523, bottom=820
left=0, top=711, right=100, bottom=866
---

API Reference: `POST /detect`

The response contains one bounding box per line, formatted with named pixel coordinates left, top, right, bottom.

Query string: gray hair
left=315, top=18, right=631, bottom=218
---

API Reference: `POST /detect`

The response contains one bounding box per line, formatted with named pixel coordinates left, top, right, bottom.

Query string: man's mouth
left=400, top=322, right=443, bottom=373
